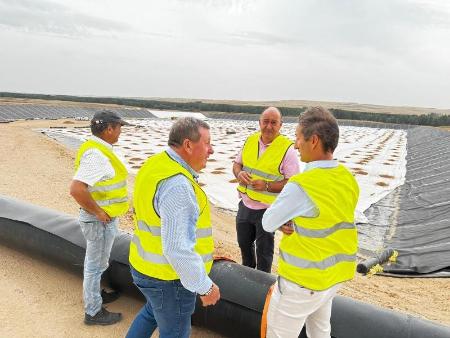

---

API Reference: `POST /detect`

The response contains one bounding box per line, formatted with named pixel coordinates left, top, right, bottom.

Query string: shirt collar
left=258, top=133, right=281, bottom=147
left=89, top=135, right=113, bottom=150
left=166, top=147, right=199, bottom=180
left=259, top=137, right=271, bottom=147
left=304, top=159, right=339, bottom=172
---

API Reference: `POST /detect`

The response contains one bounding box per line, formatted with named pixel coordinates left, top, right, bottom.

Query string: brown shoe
left=84, top=307, right=122, bottom=326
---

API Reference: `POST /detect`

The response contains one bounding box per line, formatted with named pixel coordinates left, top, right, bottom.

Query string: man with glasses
left=232, top=107, right=299, bottom=273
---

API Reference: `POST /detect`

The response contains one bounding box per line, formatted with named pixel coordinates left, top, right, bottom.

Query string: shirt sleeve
left=234, top=147, right=243, bottom=164
left=73, top=149, right=113, bottom=186
left=280, top=145, right=300, bottom=179
left=156, top=175, right=213, bottom=294
left=262, top=182, right=319, bottom=232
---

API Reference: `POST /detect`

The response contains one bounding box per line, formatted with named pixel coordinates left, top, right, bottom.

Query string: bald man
left=232, top=107, right=300, bottom=272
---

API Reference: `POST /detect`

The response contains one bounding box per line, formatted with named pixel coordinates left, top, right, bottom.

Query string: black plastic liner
left=1, top=195, right=450, bottom=338
left=364, top=127, right=450, bottom=276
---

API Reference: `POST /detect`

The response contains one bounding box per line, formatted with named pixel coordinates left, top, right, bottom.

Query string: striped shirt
left=154, top=148, right=213, bottom=295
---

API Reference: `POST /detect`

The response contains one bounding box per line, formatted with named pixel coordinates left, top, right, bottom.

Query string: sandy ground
left=0, top=119, right=449, bottom=338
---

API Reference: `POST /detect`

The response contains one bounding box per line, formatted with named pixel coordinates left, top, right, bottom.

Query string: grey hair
left=299, top=106, right=339, bottom=153
left=168, top=117, right=210, bottom=147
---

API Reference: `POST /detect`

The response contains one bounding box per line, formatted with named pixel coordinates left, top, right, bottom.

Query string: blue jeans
left=79, top=217, right=118, bottom=316
left=126, top=268, right=197, bottom=338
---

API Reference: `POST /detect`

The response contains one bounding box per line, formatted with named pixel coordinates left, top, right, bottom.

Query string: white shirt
left=73, top=135, right=117, bottom=187
left=262, top=160, right=339, bottom=232
left=73, top=135, right=127, bottom=222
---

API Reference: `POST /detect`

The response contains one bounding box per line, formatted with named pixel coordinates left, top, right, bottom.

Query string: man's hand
left=200, top=283, right=220, bottom=306
left=94, top=209, right=111, bottom=224
left=280, top=221, right=294, bottom=235
left=70, top=179, right=111, bottom=224
left=237, top=171, right=252, bottom=185
left=250, top=179, right=266, bottom=191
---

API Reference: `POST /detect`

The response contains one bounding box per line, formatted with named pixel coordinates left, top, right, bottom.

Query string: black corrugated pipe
left=191, top=260, right=276, bottom=337
left=1, top=196, right=450, bottom=338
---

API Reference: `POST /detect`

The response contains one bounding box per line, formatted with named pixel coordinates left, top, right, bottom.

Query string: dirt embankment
left=0, top=119, right=449, bottom=338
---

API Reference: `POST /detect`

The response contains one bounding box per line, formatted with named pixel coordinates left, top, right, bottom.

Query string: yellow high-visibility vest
left=129, top=151, right=214, bottom=280
left=278, top=165, right=359, bottom=290
left=75, top=139, right=129, bottom=217
left=237, top=132, right=293, bottom=204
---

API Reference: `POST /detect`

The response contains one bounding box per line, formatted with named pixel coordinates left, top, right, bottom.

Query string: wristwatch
left=201, top=285, right=213, bottom=296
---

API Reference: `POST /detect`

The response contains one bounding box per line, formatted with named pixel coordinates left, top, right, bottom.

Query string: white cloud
left=0, top=0, right=132, bottom=37
left=0, top=0, right=449, bottom=108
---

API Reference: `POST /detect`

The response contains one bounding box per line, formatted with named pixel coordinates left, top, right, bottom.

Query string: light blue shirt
left=262, top=160, right=339, bottom=232
left=154, top=148, right=212, bottom=295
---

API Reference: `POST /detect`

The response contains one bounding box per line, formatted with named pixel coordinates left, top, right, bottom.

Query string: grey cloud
left=268, top=0, right=450, bottom=53
left=0, top=0, right=132, bottom=37
left=188, top=0, right=450, bottom=55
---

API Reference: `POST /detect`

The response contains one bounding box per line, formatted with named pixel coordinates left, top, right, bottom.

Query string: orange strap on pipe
left=260, top=284, right=275, bottom=338
left=213, top=255, right=236, bottom=263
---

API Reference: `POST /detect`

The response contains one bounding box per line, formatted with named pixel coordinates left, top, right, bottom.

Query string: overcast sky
left=1, top=0, right=450, bottom=108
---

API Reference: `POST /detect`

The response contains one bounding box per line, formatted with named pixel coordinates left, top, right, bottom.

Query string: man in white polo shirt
left=70, top=110, right=131, bottom=325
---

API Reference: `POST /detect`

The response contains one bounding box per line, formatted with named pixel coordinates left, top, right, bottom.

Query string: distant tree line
left=1, top=92, right=449, bottom=126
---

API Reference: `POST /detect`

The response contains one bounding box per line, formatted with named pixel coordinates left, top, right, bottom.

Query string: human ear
left=311, top=134, right=320, bottom=149
left=182, top=138, right=192, bottom=154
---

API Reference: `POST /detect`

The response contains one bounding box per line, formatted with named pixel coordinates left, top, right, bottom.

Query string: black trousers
left=236, top=201, right=275, bottom=273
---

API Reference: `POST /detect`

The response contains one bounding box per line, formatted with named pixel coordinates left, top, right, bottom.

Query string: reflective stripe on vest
left=137, top=220, right=213, bottom=238
left=278, top=165, right=359, bottom=291
left=88, top=180, right=127, bottom=193
left=280, top=250, right=357, bottom=270
left=241, top=165, right=284, bottom=181
left=244, top=185, right=279, bottom=197
left=237, top=132, right=293, bottom=204
left=96, top=196, right=128, bottom=207
left=293, top=221, right=356, bottom=238
left=75, top=139, right=129, bottom=217
left=132, top=235, right=213, bottom=264
left=129, top=151, right=214, bottom=281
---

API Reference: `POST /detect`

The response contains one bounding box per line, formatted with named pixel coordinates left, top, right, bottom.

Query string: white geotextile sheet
left=148, top=109, right=207, bottom=120
left=41, top=119, right=408, bottom=224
